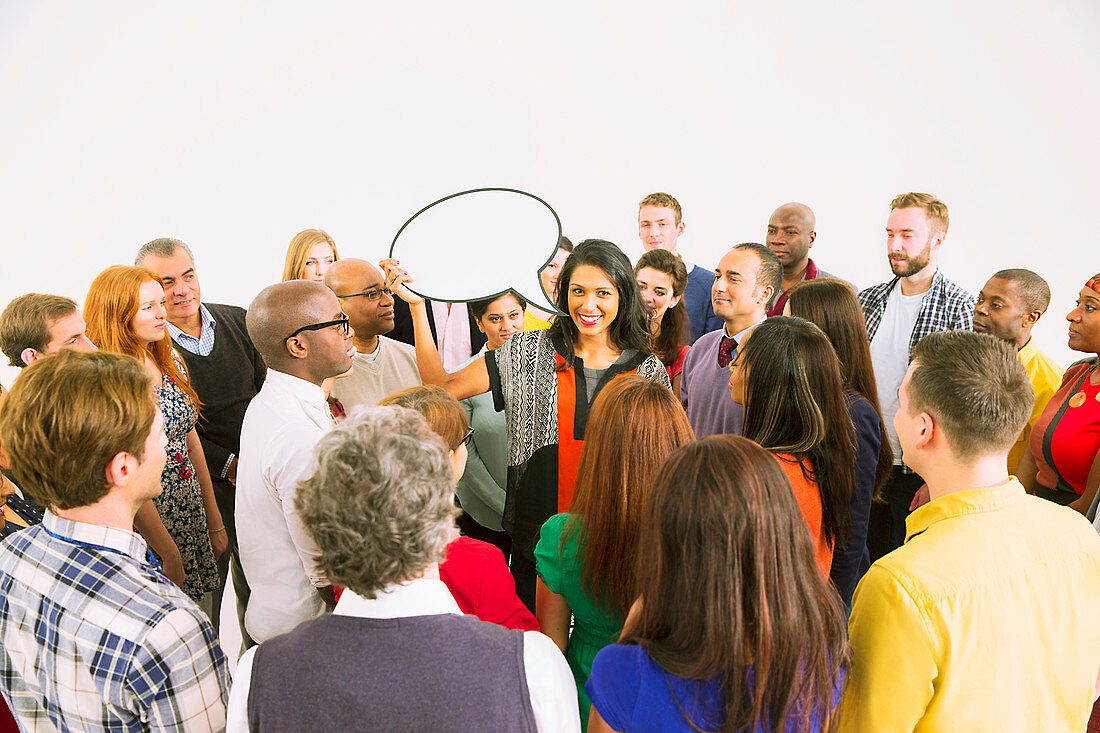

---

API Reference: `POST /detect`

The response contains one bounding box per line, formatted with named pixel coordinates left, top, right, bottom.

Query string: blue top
left=684, top=264, right=724, bottom=344
left=586, top=643, right=840, bottom=733
left=829, top=394, right=883, bottom=606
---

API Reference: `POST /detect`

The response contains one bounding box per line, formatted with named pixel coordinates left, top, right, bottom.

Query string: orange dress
left=774, top=453, right=833, bottom=578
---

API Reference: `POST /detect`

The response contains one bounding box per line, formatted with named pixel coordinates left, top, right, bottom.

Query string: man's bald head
left=766, top=202, right=817, bottom=274
left=247, top=280, right=344, bottom=371
left=323, top=258, right=396, bottom=343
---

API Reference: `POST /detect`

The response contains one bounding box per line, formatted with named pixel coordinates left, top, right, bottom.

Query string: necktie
left=717, top=335, right=738, bottom=369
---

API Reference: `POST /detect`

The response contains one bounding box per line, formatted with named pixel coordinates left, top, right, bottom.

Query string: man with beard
left=859, top=192, right=974, bottom=558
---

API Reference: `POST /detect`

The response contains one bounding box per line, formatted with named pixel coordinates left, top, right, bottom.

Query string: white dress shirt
left=235, top=369, right=334, bottom=643
left=430, top=300, right=474, bottom=371
left=227, top=575, right=580, bottom=733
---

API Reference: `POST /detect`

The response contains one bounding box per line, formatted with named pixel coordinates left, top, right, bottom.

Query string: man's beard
left=889, top=239, right=932, bottom=277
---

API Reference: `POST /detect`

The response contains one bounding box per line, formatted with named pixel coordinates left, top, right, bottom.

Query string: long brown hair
left=787, top=279, right=893, bottom=495
left=622, top=435, right=849, bottom=732
left=634, top=249, right=689, bottom=366
left=84, top=265, right=202, bottom=410
left=565, top=374, right=694, bottom=619
left=739, top=317, right=854, bottom=548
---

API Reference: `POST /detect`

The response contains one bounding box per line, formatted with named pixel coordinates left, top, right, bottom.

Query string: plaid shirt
left=0, top=512, right=230, bottom=731
left=859, top=270, right=974, bottom=475
left=167, top=304, right=216, bottom=358
left=859, top=270, right=974, bottom=359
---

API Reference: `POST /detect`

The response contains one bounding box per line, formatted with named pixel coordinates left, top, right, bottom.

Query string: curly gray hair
left=294, top=406, right=459, bottom=597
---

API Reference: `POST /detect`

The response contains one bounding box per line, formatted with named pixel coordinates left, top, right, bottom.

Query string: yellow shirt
left=839, top=478, right=1100, bottom=733
left=1008, top=339, right=1064, bottom=471
left=523, top=310, right=553, bottom=332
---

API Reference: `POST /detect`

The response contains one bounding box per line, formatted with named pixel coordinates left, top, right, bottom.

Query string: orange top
left=773, top=453, right=832, bottom=578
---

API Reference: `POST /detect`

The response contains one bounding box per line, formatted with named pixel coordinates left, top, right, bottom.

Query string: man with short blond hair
left=0, top=350, right=230, bottom=731
left=0, top=293, right=96, bottom=367
left=860, top=192, right=974, bottom=557
left=840, top=331, right=1100, bottom=731
left=638, top=192, right=722, bottom=342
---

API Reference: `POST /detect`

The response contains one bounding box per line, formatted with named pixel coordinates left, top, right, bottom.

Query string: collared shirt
left=226, top=577, right=580, bottom=732
left=167, top=303, right=217, bottom=357
left=860, top=270, right=974, bottom=473
left=840, top=478, right=1100, bottom=732
left=430, top=301, right=474, bottom=372
left=767, top=257, right=847, bottom=317
left=235, top=369, right=335, bottom=643
left=0, top=512, right=230, bottom=731
left=1010, top=338, right=1064, bottom=471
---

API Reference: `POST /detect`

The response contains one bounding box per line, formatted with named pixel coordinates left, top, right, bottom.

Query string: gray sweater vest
left=247, top=612, right=537, bottom=732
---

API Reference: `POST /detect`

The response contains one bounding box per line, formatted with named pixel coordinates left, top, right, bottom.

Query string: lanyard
left=41, top=524, right=164, bottom=573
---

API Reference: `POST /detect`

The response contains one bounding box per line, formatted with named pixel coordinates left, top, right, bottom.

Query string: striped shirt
left=0, top=512, right=230, bottom=731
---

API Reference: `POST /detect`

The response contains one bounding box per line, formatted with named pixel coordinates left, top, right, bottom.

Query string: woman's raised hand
left=379, top=258, right=423, bottom=305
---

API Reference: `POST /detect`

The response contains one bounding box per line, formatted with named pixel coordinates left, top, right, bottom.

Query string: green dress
left=535, top=512, right=623, bottom=731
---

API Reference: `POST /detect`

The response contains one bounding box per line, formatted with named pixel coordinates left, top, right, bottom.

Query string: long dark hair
left=548, top=239, right=652, bottom=369
left=623, top=436, right=849, bottom=732
left=738, top=316, right=854, bottom=548
left=634, top=249, right=689, bottom=366
left=565, top=376, right=695, bottom=619
left=787, top=279, right=893, bottom=496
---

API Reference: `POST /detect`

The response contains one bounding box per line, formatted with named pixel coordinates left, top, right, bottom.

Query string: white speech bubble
left=389, top=188, right=565, bottom=315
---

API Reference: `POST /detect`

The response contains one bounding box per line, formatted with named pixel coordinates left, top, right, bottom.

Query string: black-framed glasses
left=284, top=313, right=350, bottom=342
left=461, top=427, right=474, bottom=447
left=336, top=287, right=393, bottom=302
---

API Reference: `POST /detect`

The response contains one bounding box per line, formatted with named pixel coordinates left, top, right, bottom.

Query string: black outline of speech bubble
left=389, top=187, right=567, bottom=315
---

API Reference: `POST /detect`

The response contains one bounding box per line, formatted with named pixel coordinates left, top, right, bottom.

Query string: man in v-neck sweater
left=137, top=238, right=266, bottom=641
left=680, top=243, right=782, bottom=439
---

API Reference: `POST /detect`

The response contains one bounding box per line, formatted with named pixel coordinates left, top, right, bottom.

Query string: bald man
left=765, top=202, right=843, bottom=316
left=236, top=281, right=355, bottom=643
left=323, top=259, right=421, bottom=414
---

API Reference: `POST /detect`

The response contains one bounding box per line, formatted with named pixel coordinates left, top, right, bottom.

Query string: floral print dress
left=155, top=373, right=218, bottom=602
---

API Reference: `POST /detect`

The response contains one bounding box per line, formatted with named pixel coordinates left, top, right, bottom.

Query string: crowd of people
left=0, top=190, right=1098, bottom=732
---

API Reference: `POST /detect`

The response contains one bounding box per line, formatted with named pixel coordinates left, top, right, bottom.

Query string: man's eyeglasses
left=336, top=288, right=393, bottom=302
left=461, top=427, right=474, bottom=447
left=284, top=313, right=350, bottom=342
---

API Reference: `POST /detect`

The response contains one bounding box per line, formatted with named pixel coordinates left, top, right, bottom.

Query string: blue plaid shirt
left=859, top=270, right=974, bottom=474
left=0, top=512, right=230, bottom=731
left=859, top=270, right=975, bottom=360
left=167, top=304, right=216, bottom=357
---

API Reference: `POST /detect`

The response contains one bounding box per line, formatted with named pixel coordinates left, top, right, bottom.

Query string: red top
left=1031, top=360, right=1100, bottom=495
left=440, top=537, right=540, bottom=632
left=665, top=344, right=690, bottom=382
left=774, top=453, right=833, bottom=578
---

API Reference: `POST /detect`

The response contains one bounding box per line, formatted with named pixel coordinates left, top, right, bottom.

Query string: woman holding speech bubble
left=383, top=238, right=671, bottom=610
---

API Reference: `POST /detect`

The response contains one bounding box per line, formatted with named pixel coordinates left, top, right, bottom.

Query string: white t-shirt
left=869, top=286, right=925, bottom=464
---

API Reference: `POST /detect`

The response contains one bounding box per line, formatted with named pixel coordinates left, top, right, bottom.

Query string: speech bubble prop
left=389, top=188, right=565, bottom=315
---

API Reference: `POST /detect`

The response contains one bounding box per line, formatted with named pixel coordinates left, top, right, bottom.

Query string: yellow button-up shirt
left=839, top=478, right=1100, bottom=732
left=1008, top=339, right=1064, bottom=471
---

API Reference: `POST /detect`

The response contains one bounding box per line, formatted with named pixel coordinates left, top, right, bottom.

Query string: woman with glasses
left=84, top=266, right=225, bottom=612
left=384, top=239, right=671, bottom=611
left=379, top=386, right=539, bottom=632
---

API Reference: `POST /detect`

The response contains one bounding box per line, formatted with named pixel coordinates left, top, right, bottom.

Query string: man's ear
left=1022, top=309, right=1042, bottom=329
left=913, top=412, right=936, bottom=451
left=676, top=221, right=686, bottom=237
left=104, top=450, right=132, bottom=488
left=285, top=335, right=309, bottom=360
left=758, top=285, right=775, bottom=308
left=20, top=348, right=40, bottom=366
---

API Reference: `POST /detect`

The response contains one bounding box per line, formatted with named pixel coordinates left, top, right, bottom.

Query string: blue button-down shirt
left=167, top=303, right=217, bottom=357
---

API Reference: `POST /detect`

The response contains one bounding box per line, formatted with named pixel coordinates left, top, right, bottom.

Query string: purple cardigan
left=679, top=329, right=744, bottom=439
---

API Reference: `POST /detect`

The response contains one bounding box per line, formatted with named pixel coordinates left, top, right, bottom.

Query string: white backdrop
left=2, top=0, right=1099, bottom=387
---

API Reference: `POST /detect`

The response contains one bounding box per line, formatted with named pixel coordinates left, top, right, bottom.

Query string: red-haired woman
left=85, top=266, right=225, bottom=609
left=535, top=375, right=694, bottom=730
left=586, top=435, right=848, bottom=732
